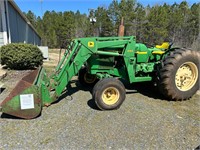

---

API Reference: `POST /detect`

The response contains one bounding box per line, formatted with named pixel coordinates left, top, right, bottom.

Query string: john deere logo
left=88, top=42, right=94, bottom=48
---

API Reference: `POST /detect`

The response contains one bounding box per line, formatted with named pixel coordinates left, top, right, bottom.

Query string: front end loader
left=1, top=36, right=199, bottom=119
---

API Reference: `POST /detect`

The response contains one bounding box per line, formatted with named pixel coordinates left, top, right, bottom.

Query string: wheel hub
left=102, top=87, right=119, bottom=105
left=84, top=73, right=96, bottom=84
left=175, top=62, right=198, bottom=91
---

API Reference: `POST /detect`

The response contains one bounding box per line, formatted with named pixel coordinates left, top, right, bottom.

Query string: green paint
left=1, top=36, right=170, bottom=119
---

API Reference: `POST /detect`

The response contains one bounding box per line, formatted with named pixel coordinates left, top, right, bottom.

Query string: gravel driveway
left=0, top=76, right=200, bottom=150
left=0, top=50, right=199, bottom=150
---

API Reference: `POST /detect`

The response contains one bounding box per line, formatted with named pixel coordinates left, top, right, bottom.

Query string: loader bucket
left=0, top=67, right=44, bottom=119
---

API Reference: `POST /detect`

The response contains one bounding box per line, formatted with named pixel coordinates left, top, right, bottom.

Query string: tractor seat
left=156, top=42, right=170, bottom=49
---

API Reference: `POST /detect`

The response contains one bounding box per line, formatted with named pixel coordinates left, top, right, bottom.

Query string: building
left=0, top=0, right=41, bottom=46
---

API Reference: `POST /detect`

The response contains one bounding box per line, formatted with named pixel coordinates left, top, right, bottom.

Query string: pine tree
left=95, top=7, right=114, bottom=37
left=23, top=1, right=199, bottom=49
left=75, top=11, right=89, bottom=38
left=135, top=3, right=146, bottom=42
left=24, top=10, right=37, bottom=28
left=144, top=4, right=169, bottom=45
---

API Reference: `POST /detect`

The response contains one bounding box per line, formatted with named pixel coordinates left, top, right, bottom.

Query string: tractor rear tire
left=78, top=67, right=97, bottom=87
left=93, top=78, right=126, bottom=110
left=158, top=49, right=200, bottom=100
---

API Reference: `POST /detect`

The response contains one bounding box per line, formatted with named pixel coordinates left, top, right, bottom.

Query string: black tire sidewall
left=160, top=50, right=199, bottom=99
left=78, top=67, right=97, bottom=87
left=94, top=78, right=126, bottom=110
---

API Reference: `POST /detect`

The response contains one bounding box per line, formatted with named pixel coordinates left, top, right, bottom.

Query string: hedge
left=0, top=43, right=43, bottom=70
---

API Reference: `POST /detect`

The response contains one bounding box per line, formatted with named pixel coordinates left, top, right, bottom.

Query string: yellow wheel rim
left=175, top=62, right=198, bottom=91
left=84, top=73, right=96, bottom=84
left=102, top=87, right=119, bottom=105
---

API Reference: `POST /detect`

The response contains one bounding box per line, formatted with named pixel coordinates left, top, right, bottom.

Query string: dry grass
left=43, top=49, right=65, bottom=74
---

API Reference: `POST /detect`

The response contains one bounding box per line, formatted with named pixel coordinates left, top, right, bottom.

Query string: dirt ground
left=0, top=49, right=200, bottom=150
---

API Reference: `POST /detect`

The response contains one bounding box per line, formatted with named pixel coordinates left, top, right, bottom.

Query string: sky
left=14, top=0, right=199, bottom=17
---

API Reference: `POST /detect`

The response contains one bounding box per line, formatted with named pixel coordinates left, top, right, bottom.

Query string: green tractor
left=1, top=36, right=199, bottom=119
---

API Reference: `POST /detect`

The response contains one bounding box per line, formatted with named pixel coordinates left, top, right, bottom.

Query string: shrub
left=0, top=43, right=43, bottom=70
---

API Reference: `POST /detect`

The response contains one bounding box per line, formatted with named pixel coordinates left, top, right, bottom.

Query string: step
left=0, top=81, right=4, bottom=88
left=0, top=65, right=7, bottom=80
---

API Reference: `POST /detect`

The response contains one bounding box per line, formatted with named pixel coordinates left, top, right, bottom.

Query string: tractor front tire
left=93, top=78, right=126, bottom=110
left=158, top=49, right=200, bottom=100
left=78, top=67, right=97, bottom=87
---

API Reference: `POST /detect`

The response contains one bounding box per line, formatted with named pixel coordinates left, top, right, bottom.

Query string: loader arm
left=1, top=34, right=198, bottom=119
left=52, top=39, right=96, bottom=97
left=50, top=37, right=134, bottom=100
left=0, top=36, right=137, bottom=119
left=0, top=39, right=97, bottom=119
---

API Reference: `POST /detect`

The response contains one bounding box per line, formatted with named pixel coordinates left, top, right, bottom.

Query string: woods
left=24, top=0, right=199, bottom=49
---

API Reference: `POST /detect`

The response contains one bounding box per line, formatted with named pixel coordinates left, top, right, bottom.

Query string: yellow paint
left=175, top=62, right=198, bottom=91
left=127, top=50, right=133, bottom=52
left=152, top=51, right=165, bottom=55
left=156, top=42, right=170, bottom=49
left=135, top=51, right=147, bottom=54
left=102, top=87, right=119, bottom=105
left=88, top=41, right=94, bottom=48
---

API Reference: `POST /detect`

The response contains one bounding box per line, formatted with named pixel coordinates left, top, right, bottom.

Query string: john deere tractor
left=1, top=36, right=199, bottom=119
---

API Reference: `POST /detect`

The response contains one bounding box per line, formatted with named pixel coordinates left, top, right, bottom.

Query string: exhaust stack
left=118, top=17, right=125, bottom=37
